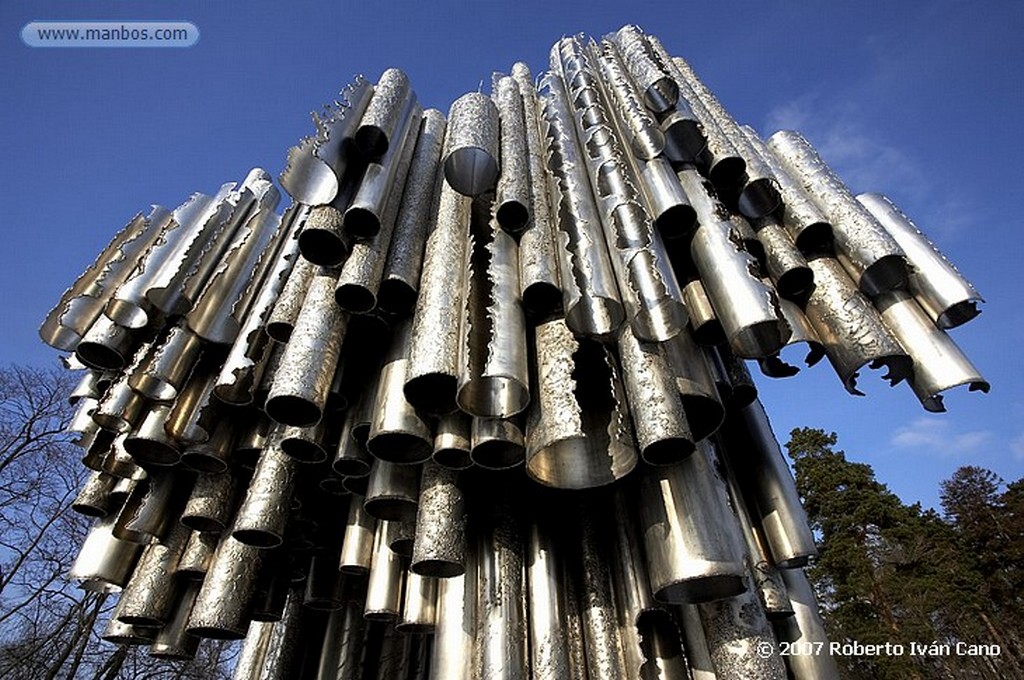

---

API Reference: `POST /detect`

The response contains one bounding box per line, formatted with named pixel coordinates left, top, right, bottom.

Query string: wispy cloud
left=1011, top=433, right=1024, bottom=460
left=890, top=417, right=992, bottom=456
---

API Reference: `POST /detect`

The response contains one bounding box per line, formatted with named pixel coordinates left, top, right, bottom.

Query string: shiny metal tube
left=767, top=130, right=908, bottom=296
left=280, top=76, right=373, bottom=206
left=858, top=192, right=983, bottom=328
left=398, top=570, right=438, bottom=632
left=758, top=297, right=826, bottom=378
left=117, top=523, right=190, bottom=626
left=386, top=518, right=416, bottom=557
left=297, top=205, right=349, bottom=268
left=317, top=597, right=367, bottom=680
left=149, top=582, right=202, bottom=660
left=742, top=126, right=832, bottom=253
left=235, top=413, right=271, bottom=467
left=639, top=442, right=747, bottom=603
left=593, top=38, right=666, bottom=160
left=176, top=529, right=216, bottom=580
left=305, top=553, right=345, bottom=610
left=776, top=568, right=841, bottom=680
left=181, top=471, right=237, bottom=533
left=637, top=616, right=689, bottom=680
left=40, top=206, right=169, bottom=350
left=755, top=216, right=813, bottom=301
left=682, top=279, right=726, bottom=346
left=233, top=441, right=298, bottom=548
left=430, top=568, right=475, bottom=680
left=611, top=25, right=678, bottom=113
left=660, top=327, right=726, bottom=441
left=412, top=462, right=467, bottom=577
left=129, top=324, right=203, bottom=401
left=260, top=587, right=306, bottom=679
left=474, top=502, right=529, bottom=680
left=659, top=85, right=708, bottom=166
left=707, top=345, right=758, bottom=409
left=165, top=360, right=220, bottom=445
left=92, top=367, right=146, bottom=435
left=876, top=290, right=989, bottom=412
left=471, top=416, right=525, bottom=470
left=538, top=70, right=625, bottom=339
left=432, top=411, right=473, bottom=470
left=525, top=317, right=636, bottom=488
left=75, top=313, right=134, bottom=372
left=511, top=62, right=562, bottom=317
left=678, top=168, right=790, bottom=358
left=180, top=419, right=235, bottom=473
left=69, top=369, right=106, bottom=404
left=187, top=530, right=266, bottom=639
left=379, top=109, right=447, bottom=315
left=525, top=509, right=574, bottom=680
left=233, top=620, right=275, bottom=679
left=697, top=573, right=788, bottom=680
left=457, top=208, right=530, bottom=418
left=102, top=617, right=157, bottom=645
left=556, top=36, right=687, bottom=342
left=405, top=179, right=470, bottom=415
left=493, top=75, right=531, bottom=234
left=72, top=470, right=120, bottom=517
left=618, top=324, right=694, bottom=464
left=443, top=92, right=500, bottom=196
left=575, top=500, right=628, bottom=680
left=365, top=459, right=420, bottom=522
left=356, top=68, right=413, bottom=159
left=123, top=404, right=181, bottom=466
left=267, top=254, right=317, bottom=342
left=101, top=433, right=142, bottom=480
left=278, top=420, right=329, bottom=463
left=69, top=513, right=142, bottom=593
left=676, top=605, right=717, bottom=680
left=804, top=256, right=912, bottom=394
left=336, top=102, right=421, bottom=308
left=719, top=400, right=817, bottom=568
left=368, top=318, right=433, bottom=463
left=365, top=520, right=405, bottom=620
left=333, top=412, right=373, bottom=477
left=339, top=495, right=377, bottom=574
left=113, top=470, right=185, bottom=544
left=266, top=269, right=348, bottom=426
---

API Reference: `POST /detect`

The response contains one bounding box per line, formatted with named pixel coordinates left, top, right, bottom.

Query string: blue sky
left=2, top=0, right=1021, bottom=511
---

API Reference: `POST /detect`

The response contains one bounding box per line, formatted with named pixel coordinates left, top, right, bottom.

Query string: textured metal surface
left=576, top=499, right=628, bottom=680
left=72, top=470, right=120, bottom=518
left=165, top=361, right=221, bottom=445
left=611, top=26, right=678, bottom=113
left=181, top=470, right=237, bottom=533
left=660, top=326, right=725, bottom=441
left=767, top=130, right=908, bottom=296
left=379, top=109, right=447, bottom=315
left=638, top=442, right=746, bottom=603
left=443, top=92, right=501, bottom=196
left=233, top=620, right=275, bottom=680
left=399, top=570, right=438, bottom=632
left=365, top=520, right=405, bottom=620
left=187, top=529, right=266, bottom=639
left=777, top=568, right=842, bottom=680
left=804, top=256, right=912, bottom=394
left=149, top=581, right=201, bottom=659
left=493, top=75, right=531, bottom=234
left=412, top=462, right=467, bottom=577
left=594, top=38, right=666, bottom=160
left=259, top=587, right=306, bottom=678
left=471, top=416, right=526, bottom=470
left=368, top=318, right=433, bottom=463
left=298, top=204, right=349, bottom=267
left=112, top=469, right=184, bottom=544
left=267, top=250, right=317, bottom=341
left=130, top=324, right=202, bottom=402
left=356, top=68, right=414, bottom=161
left=526, top=317, right=636, bottom=488
left=266, top=270, right=348, bottom=426
left=176, top=529, right=217, bottom=580
left=278, top=420, right=328, bottom=462
left=117, top=522, right=189, bottom=625
left=339, top=495, right=377, bottom=574
left=405, top=179, right=470, bottom=414
left=123, top=404, right=180, bottom=466
left=317, top=595, right=367, bottom=680
left=233, top=441, right=298, bottom=547
left=365, top=459, right=420, bottom=522
left=859, top=192, right=983, bottom=328
left=876, top=290, right=989, bottom=411
left=525, top=507, right=575, bottom=680
left=758, top=297, right=826, bottom=379
left=180, top=418, right=235, bottom=473
left=755, top=216, right=813, bottom=301
left=75, top=313, right=134, bottom=372
left=70, top=513, right=142, bottom=593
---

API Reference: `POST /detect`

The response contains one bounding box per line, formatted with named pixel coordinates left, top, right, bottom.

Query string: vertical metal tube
left=707, top=345, right=758, bottom=409
left=298, top=204, right=349, bottom=268
left=116, top=523, right=190, bottom=626
left=278, top=420, right=329, bottom=463
left=471, top=416, right=526, bottom=470
left=181, top=471, right=237, bottom=533
left=368, top=318, right=433, bottom=464
left=677, top=604, right=718, bottom=680
left=412, top=462, right=467, bottom=578
left=611, top=25, right=679, bottom=113
left=72, top=470, right=120, bottom=518
left=339, top=496, right=377, bottom=574
left=493, top=75, right=531, bottom=234
left=187, top=529, right=266, bottom=639
left=233, top=620, right=275, bottom=680
left=149, top=582, right=202, bottom=660
left=697, top=573, right=787, bottom=680
left=660, top=325, right=725, bottom=441
left=682, top=279, right=726, bottom=346
left=757, top=298, right=826, bottom=378
left=69, top=513, right=142, bottom=593
left=102, top=617, right=158, bottom=646
left=432, top=411, right=473, bottom=470
left=443, top=92, right=501, bottom=196
left=592, top=38, right=666, bottom=160
left=575, top=498, right=628, bottom=680
left=356, top=68, right=414, bottom=160
left=398, top=570, right=438, bottom=633
left=113, top=469, right=186, bottom=544
left=386, top=518, right=416, bottom=557
left=305, top=553, right=345, bottom=610
left=123, top=403, right=181, bottom=466
left=176, top=529, right=217, bottom=580
left=754, top=216, right=813, bottom=301
left=365, top=520, right=405, bottom=620
left=431, top=566, right=476, bottom=680
left=233, top=440, right=298, bottom=548
left=526, top=506, right=574, bottom=680
left=92, top=366, right=145, bottom=432
left=364, top=459, right=420, bottom=522
left=267, top=254, right=317, bottom=342
left=334, top=412, right=373, bottom=478
left=180, top=418, right=235, bottom=474
left=317, top=593, right=368, bottom=680
left=130, top=324, right=203, bottom=402
left=776, top=568, right=841, bottom=680
left=259, top=586, right=307, bottom=679
left=767, top=130, right=908, bottom=296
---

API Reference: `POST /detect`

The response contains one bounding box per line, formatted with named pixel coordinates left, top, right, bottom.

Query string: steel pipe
left=187, top=530, right=266, bottom=639
left=113, top=470, right=186, bottom=544
left=339, top=496, right=377, bottom=574
left=260, top=587, right=307, bottom=679
left=707, top=345, right=758, bottom=409
left=430, top=567, right=475, bottom=680
left=398, top=570, right=438, bottom=633
left=682, top=279, right=726, bottom=346
left=593, top=38, right=666, bottom=160
left=176, top=529, right=216, bottom=580
left=165, top=359, right=220, bottom=445
left=525, top=506, right=575, bottom=680
left=123, top=404, right=180, bottom=466
left=386, top=518, right=416, bottom=557
left=432, top=411, right=473, bottom=470
left=333, top=412, right=373, bottom=478
left=659, top=325, right=725, bottom=441
left=411, top=462, right=467, bottom=577
left=758, top=297, right=826, bottom=378
left=305, top=553, right=345, bottom=610
left=129, top=323, right=202, bottom=401
left=443, top=92, right=500, bottom=196
left=368, top=318, right=433, bottom=463
left=149, top=581, right=202, bottom=660
left=117, top=522, right=190, bottom=626
left=611, top=25, right=678, bottom=113
left=317, top=595, right=368, bottom=680
left=755, top=216, right=814, bottom=301
left=232, top=620, right=275, bottom=680
left=471, top=416, right=526, bottom=470
left=181, top=471, right=237, bottom=533
left=493, top=75, right=531, bottom=233
left=102, top=618, right=157, bottom=646
left=776, top=568, right=841, bottom=680
left=365, top=520, right=405, bottom=620
left=267, top=253, right=317, bottom=342
left=575, top=499, right=628, bottom=680
left=525, top=317, right=636, bottom=488
left=75, top=313, right=135, bottom=373
left=72, top=470, right=121, bottom=518
left=233, top=441, right=298, bottom=548
left=356, top=68, right=414, bottom=160
left=767, top=130, right=908, bottom=296
left=70, top=513, right=142, bottom=593
left=365, top=459, right=420, bottom=522
left=180, top=419, right=235, bottom=473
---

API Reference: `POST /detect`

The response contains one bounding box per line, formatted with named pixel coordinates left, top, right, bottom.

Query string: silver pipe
left=411, top=462, right=467, bottom=578
left=278, top=420, right=329, bottom=463
left=305, top=553, right=345, bottom=610
left=858, top=192, right=983, bottom=328
left=617, top=324, right=694, bottom=465
left=405, top=178, right=470, bottom=415
left=365, top=520, right=405, bottom=620
left=129, top=323, right=203, bottom=402
left=75, top=313, right=134, bottom=371
left=365, top=459, right=420, bottom=522
left=279, top=76, right=373, bottom=206
left=511, top=62, right=562, bottom=317
left=757, top=297, right=826, bottom=378
left=165, top=359, right=220, bottom=445
left=259, top=587, right=307, bottom=679
left=339, top=495, right=377, bottom=574
left=187, top=530, right=266, bottom=639
left=71, top=470, right=120, bottom=518
left=69, top=513, right=142, bottom=593
left=92, top=361, right=146, bottom=435
left=678, top=168, right=790, bottom=358
left=431, top=567, right=476, bottom=680
left=776, top=568, right=841, bottom=680
left=386, top=518, right=416, bottom=557
left=493, top=75, right=531, bottom=234
left=637, top=615, right=690, bottom=680
left=719, top=400, right=817, bottom=568
left=180, top=418, right=235, bottom=474
left=176, top=529, right=217, bottom=580
left=767, top=130, right=908, bottom=296
left=317, top=596, right=367, bottom=680
left=660, top=325, right=726, bottom=441
left=266, top=269, right=348, bottom=427
left=368, top=318, right=433, bottom=463
left=876, top=290, right=989, bottom=411
left=707, top=345, right=758, bottom=409
left=235, top=413, right=271, bottom=467
left=575, top=499, right=628, bottom=680
left=398, top=570, right=438, bottom=633
left=593, top=38, right=666, bottom=160
left=113, top=469, right=185, bottom=544
left=149, top=581, right=202, bottom=660
left=233, top=620, right=275, bottom=680
left=755, top=216, right=813, bottom=301
left=741, top=126, right=833, bottom=253
left=659, top=91, right=708, bottom=166
left=101, top=433, right=143, bottom=480
left=611, top=25, right=679, bottom=113
left=356, top=68, right=414, bottom=160
left=297, top=205, right=349, bottom=268
left=471, top=416, right=526, bottom=470
left=442, top=92, right=500, bottom=196
left=525, top=509, right=574, bottom=680
left=379, top=109, right=447, bottom=315
left=538, top=69, right=625, bottom=339
left=525, top=317, right=636, bottom=488
left=102, top=617, right=157, bottom=646
left=233, top=440, right=298, bottom=548
left=117, top=522, right=190, bottom=626
left=181, top=470, right=238, bottom=533
left=677, top=604, right=718, bottom=680
left=266, top=253, right=317, bottom=342
left=123, top=404, right=180, bottom=466
left=457, top=205, right=530, bottom=419
left=682, top=279, right=726, bottom=346
left=804, top=256, right=912, bottom=394
left=638, top=441, right=747, bottom=603
left=432, top=411, right=473, bottom=470
left=69, top=369, right=107, bottom=404
left=333, top=412, right=373, bottom=478
left=40, top=206, right=169, bottom=350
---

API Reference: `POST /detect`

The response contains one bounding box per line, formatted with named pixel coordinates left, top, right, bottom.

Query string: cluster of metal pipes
left=41, top=25, right=986, bottom=680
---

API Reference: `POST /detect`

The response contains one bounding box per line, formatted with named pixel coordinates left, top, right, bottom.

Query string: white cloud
left=1011, top=433, right=1024, bottom=460
left=890, top=417, right=992, bottom=456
